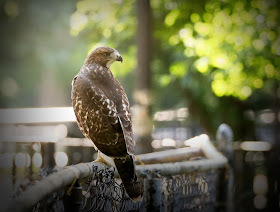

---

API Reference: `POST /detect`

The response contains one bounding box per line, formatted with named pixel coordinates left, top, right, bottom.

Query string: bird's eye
left=104, top=52, right=110, bottom=57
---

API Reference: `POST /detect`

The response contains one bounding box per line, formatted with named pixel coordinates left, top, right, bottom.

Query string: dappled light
left=32, top=153, right=42, bottom=168
left=55, top=152, right=68, bottom=167
left=254, top=194, right=267, bottom=210
left=160, top=0, right=280, bottom=100
left=254, top=174, right=268, bottom=195
left=240, top=141, right=271, bottom=152
left=164, top=9, right=180, bottom=27
left=154, top=108, right=189, bottom=122
left=253, top=174, right=269, bottom=209
left=0, top=107, right=76, bottom=124
left=0, top=0, right=279, bottom=211
left=70, top=12, right=88, bottom=36
left=15, top=153, right=29, bottom=168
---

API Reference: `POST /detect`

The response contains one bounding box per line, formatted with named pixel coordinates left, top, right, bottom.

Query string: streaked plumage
left=71, top=46, right=142, bottom=201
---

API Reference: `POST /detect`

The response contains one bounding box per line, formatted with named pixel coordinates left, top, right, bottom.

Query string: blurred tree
left=133, top=0, right=153, bottom=153
left=1, top=0, right=279, bottom=142
left=151, top=0, right=280, bottom=139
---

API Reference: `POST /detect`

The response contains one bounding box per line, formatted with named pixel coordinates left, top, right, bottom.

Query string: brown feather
left=71, top=47, right=143, bottom=201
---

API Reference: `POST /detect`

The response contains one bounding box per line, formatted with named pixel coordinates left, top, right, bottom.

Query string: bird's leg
left=94, top=151, right=110, bottom=165
left=66, top=176, right=77, bottom=196
left=135, top=156, right=145, bottom=165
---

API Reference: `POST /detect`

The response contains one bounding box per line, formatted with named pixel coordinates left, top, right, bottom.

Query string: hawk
left=71, top=46, right=143, bottom=201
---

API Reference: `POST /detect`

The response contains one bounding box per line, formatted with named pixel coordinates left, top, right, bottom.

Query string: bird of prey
left=71, top=46, right=143, bottom=201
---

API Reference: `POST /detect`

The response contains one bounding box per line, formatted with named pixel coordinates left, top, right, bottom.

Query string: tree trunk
left=134, top=0, right=153, bottom=154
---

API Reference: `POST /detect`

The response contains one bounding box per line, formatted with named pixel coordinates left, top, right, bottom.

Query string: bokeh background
left=0, top=0, right=279, bottom=211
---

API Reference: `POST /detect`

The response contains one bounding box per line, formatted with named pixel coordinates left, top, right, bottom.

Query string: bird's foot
left=136, top=156, right=145, bottom=166
left=93, top=152, right=109, bottom=166
left=66, top=176, right=77, bottom=196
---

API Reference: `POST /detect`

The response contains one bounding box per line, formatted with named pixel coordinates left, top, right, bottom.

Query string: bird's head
left=84, top=46, right=123, bottom=68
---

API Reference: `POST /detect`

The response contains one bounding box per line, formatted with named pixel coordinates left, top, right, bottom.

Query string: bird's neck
left=84, top=52, right=109, bottom=67
left=81, top=63, right=114, bottom=82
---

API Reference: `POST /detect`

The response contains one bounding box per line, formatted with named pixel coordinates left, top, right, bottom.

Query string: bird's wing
left=72, top=63, right=142, bottom=202
left=114, top=79, right=135, bottom=154
left=71, top=65, right=134, bottom=157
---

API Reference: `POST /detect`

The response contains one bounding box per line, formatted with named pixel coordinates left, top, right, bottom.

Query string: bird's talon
left=66, top=176, right=77, bottom=196
left=136, top=156, right=145, bottom=166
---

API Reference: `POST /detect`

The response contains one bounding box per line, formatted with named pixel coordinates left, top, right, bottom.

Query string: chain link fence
left=4, top=134, right=228, bottom=212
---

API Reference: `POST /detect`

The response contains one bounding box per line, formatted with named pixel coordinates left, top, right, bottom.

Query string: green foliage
left=69, top=0, right=279, bottom=138
left=70, top=0, right=136, bottom=57
left=1, top=0, right=279, bottom=139
left=69, top=0, right=137, bottom=100
left=155, top=0, right=280, bottom=100
left=150, top=0, right=279, bottom=138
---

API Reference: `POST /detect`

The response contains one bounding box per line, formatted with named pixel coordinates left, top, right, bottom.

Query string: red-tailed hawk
left=71, top=46, right=143, bottom=201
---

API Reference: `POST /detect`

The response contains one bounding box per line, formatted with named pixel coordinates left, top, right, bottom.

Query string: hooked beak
left=116, top=55, right=123, bottom=63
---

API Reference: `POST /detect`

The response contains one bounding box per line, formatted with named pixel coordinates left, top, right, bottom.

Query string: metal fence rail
left=3, top=134, right=228, bottom=212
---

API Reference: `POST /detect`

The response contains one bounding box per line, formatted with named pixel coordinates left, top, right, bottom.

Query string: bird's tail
left=114, top=155, right=143, bottom=202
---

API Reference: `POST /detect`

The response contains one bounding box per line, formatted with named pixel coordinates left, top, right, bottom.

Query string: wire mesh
left=12, top=168, right=65, bottom=212
left=5, top=134, right=226, bottom=212
left=160, top=170, right=217, bottom=212
left=79, top=166, right=143, bottom=212
left=26, top=165, right=218, bottom=212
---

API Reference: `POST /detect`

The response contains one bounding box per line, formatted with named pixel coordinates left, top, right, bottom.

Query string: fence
left=3, top=134, right=228, bottom=212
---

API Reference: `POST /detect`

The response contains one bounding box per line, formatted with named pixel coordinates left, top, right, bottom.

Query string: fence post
left=215, top=167, right=227, bottom=211
left=25, top=143, right=33, bottom=179
left=144, top=177, right=162, bottom=211
left=216, top=123, right=234, bottom=212
left=41, top=142, right=55, bottom=171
